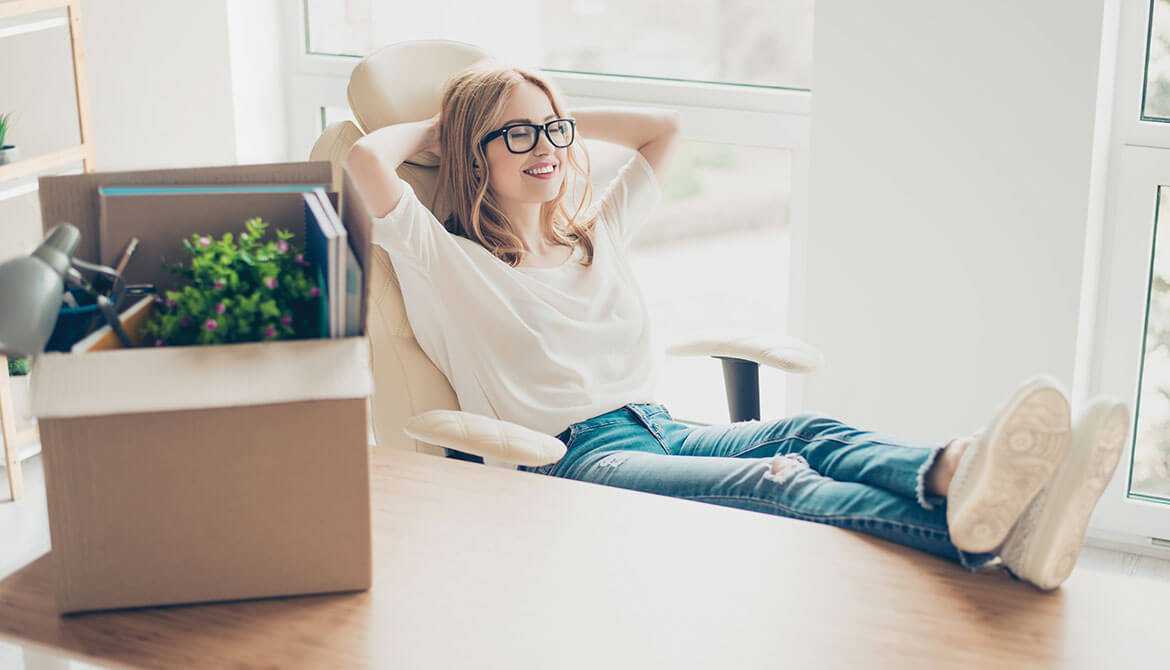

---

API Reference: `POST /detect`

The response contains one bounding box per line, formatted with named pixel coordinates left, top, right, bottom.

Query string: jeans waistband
left=557, top=403, right=671, bottom=443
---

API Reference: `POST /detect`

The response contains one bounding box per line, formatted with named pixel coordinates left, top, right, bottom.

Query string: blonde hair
left=434, top=62, right=597, bottom=267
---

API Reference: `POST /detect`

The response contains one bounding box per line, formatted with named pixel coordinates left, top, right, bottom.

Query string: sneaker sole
left=947, top=380, right=1071, bottom=553
left=1007, top=402, right=1128, bottom=591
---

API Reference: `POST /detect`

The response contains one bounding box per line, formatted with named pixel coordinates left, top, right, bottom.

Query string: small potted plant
left=6, top=355, right=33, bottom=429
left=141, top=217, right=322, bottom=347
left=0, top=113, right=18, bottom=166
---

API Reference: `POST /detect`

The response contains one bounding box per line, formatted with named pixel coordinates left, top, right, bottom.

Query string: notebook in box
left=97, top=185, right=331, bottom=297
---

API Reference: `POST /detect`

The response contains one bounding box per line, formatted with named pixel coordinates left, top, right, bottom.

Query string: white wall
left=81, top=0, right=237, bottom=170
left=804, top=1, right=1110, bottom=439
left=225, top=0, right=290, bottom=165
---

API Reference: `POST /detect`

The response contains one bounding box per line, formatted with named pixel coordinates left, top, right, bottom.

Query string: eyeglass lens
left=505, top=120, right=574, bottom=153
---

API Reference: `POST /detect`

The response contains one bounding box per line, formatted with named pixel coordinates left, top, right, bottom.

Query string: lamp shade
left=0, top=223, right=80, bottom=357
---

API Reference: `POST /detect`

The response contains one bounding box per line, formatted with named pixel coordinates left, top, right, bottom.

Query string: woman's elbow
left=660, top=109, right=682, bottom=138
left=345, top=141, right=373, bottom=174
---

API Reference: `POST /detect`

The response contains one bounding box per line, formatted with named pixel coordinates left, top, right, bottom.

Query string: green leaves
left=6, top=356, right=29, bottom=377
left=142, top=217, right=321, bottom=347
left=0, top=112, right=9, bottom=148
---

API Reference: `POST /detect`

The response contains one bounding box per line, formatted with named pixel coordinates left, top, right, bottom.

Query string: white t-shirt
left=372, top=151, right=662, bottom=439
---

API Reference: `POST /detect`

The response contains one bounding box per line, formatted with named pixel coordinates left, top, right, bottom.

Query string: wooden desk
left=0, top=448, right=1168, bottom=668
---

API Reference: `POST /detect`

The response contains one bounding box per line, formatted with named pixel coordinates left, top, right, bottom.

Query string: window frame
left=1085, top=0, right=1170, bottom=556
left=281, top=1, right=815, bottom=415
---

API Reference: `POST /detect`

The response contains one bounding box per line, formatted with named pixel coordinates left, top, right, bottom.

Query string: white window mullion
left=1090, top=144, right=1170, bottom=544
left=1083, top=0, right=1170, bottom=555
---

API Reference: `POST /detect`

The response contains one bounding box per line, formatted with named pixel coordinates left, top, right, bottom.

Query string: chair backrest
left=311, top=40, right=488, bottom=457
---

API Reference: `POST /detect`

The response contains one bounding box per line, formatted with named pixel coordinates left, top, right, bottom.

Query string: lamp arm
left=68, top=258, right=133, bottom=348
left=96, top=294, right=133, bottom=347
left=70, top=258, right=123, bottom=283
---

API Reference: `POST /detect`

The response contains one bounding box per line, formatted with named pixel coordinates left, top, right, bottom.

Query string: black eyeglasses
left=480, top=117, right=576, bottom=154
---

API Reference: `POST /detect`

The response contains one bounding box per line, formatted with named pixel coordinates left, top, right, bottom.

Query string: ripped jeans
left=519, top=403, right=997, bottom=571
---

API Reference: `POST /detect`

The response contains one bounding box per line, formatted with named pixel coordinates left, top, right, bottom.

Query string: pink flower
left=180, top=316, right=190, bottom=327
left=264, top=277, right=277, bottom=290
left=295, top=253, right=305, bottom=265
left=154, top=338, right=163, bottom=347
left=216, top=302, right=226, bottom=314
left=264, top=326, right=277, bottom=338
left=205, top=319, right=218, bottom=331
left=213, top=280, right=224, bottom=290
left=277, top=240, right=289, bottom=253
left=309, top=286, right=321, bottom=298
left=281, top=315, right=292, bottom=326
left=166, top=297, right=176, bottom=308
left=198, top=236, right=211, bottom=248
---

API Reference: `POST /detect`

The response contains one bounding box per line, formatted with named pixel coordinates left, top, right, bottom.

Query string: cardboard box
left=30, top=162, right=377, bottom=614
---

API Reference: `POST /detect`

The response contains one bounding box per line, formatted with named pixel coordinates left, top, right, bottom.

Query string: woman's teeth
left=524, top=165, right=555, bottom=176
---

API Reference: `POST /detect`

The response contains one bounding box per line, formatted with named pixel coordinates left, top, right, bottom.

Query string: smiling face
left=480, top=81, right=567, bottom=211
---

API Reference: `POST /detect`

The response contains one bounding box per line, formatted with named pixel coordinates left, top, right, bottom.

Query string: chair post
left=717, top=357, right=761, bottom=423
left=445, top=448, right=485, bottom=464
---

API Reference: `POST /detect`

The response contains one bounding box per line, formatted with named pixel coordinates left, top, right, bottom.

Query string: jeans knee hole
left=763, top=454, right=810, bottom=483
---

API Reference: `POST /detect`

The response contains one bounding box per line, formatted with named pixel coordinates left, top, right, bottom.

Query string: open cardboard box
left=29, top=162, right=377, bottom=614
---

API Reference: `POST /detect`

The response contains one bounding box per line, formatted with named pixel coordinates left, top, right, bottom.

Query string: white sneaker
left=998, top=398, right=1129, bottom=591
left=946, top=376, right=1072, bottom=554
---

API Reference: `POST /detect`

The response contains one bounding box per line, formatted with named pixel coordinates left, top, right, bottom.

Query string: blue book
left=99, top=185, right=329, bottom=196
left=303, top=192, right=341, bottom=338
left=311, top=189, right=349, bottom=338
left=344, top=239, right=364, bottom=337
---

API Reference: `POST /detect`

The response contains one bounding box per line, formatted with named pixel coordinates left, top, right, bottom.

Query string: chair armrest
left=403, top=410, right=566, bottom=467
left=310, top=120, right=364, bottom=167
left=665, top=332, right=824, bottom=373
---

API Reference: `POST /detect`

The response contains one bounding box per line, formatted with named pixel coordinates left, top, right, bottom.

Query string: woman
left=346, top=62, right=1129, bottom=591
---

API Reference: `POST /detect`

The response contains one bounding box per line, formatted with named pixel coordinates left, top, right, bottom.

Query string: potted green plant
left=6, top=355, right=33, bottom=429
left=0, top=113, right=19, bottom=166
left=141, top=217, right=322, bottom=347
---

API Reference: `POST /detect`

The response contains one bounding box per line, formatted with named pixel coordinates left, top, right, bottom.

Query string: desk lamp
left=0, top=222, right=131, bottom=357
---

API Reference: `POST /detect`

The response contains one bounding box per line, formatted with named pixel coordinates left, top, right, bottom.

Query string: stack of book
left=95, top=183, right=363, bottom=339
left=303, top=188, right=362, bottom=338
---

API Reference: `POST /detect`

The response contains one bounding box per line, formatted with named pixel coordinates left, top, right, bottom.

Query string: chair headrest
left=348, top=40, right=489, bottom=168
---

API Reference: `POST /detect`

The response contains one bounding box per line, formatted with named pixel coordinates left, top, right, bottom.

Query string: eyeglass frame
left=480, top=117, right=577, bottom=154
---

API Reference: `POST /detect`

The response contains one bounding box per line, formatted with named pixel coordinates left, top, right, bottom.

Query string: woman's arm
left=570, top=107, right=682, bottom=184
left=345, top=114, right=440, bottom=218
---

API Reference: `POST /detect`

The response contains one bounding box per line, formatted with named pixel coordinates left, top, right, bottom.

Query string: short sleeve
left=369, top=180, right=452, bottom=275
left=594, top=151, right=662, bottom=247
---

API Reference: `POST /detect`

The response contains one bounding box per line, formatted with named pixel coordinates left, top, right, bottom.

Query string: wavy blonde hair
left=434, top=63, right=597, bottom=267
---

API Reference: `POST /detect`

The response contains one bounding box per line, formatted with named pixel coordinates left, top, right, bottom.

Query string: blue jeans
left=519, top=403, right=997, bottom=571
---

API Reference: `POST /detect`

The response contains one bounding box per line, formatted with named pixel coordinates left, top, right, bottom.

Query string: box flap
left=39, top=162, right=333, bottom=264
left=31, top=336, right=373, bottom=418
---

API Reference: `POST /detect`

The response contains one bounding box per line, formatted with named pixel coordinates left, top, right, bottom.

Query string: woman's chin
left=521, top=184, right=564, bottom=203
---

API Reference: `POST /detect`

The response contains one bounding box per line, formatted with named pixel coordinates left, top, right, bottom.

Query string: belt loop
left=626, top=403, right=664, bottom=439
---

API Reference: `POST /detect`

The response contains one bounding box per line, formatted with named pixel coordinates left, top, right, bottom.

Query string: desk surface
left=1, top=448, right=1168, bottom=669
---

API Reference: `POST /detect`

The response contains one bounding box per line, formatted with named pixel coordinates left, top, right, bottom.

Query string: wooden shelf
left=1, top=0, right=92, bottom=504
left=0, top=0, right=72, bottom=21
left=0, top=144, right=87, bottom=182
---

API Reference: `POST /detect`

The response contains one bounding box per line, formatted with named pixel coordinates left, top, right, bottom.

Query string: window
left=1132, top=186, right=1170, bottom=501
left=1143, top=0, right=1170, bottom=120
left=292, top=3, right=812, bottom=425
left=621, top=141, right=792, bottom=423
left=303, top=0, right=814, bottom=90
left=1087, top=0, right=1170, bottom=548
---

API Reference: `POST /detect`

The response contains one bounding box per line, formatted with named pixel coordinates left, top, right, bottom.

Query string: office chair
left=310, top=40, right=824, bottom=469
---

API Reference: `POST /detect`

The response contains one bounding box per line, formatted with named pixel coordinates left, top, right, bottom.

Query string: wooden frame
left=0, top=0, right=94, bottom=502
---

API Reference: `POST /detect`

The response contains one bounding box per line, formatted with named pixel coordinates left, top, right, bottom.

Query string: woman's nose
left=533, top=129, right=555, bottom=155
